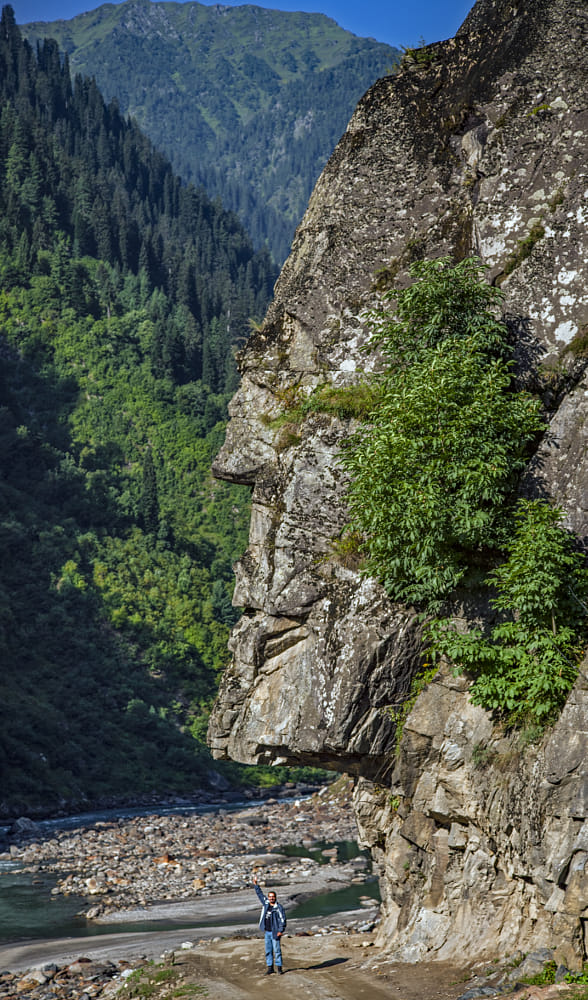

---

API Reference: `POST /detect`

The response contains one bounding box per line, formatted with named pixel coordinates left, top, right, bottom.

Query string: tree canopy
left=342, top=257, right=543, bottom=606
left=0, top=7, right=282, bottom=812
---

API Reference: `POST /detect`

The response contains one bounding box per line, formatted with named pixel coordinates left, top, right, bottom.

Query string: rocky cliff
left=208, top=0, right=588, bottom=967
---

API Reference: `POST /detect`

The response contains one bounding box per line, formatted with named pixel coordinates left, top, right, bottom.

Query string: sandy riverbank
left=0, top=779, right=380, bottom=992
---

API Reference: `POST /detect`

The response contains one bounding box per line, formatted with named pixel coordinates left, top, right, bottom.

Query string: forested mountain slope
left=0, top=4, right=279, bottom=816
left=22, top=0, right=400, bottom=264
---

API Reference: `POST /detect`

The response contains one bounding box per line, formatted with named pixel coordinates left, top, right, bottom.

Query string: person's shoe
left=266, top=967, right=274, bottom=974
left=277, top=967, right=284, bottom=974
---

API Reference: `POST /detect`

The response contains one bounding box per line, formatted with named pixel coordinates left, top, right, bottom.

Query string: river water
left=0, top=806, right=379, bottom=945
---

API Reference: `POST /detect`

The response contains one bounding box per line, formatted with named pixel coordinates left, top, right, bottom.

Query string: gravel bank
left=1, top=782, right=360, bottom=921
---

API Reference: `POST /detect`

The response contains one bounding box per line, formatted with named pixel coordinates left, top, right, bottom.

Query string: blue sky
left=9, top=0, right=475, bottom=49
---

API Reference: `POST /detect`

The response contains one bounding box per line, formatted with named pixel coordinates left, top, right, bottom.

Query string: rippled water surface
left=0, top=863, right=86, bottom=943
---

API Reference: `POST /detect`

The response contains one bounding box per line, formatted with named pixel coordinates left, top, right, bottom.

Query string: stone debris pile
left=1, top=784, right=359, bottom=919
left=0, top=957, right=140, bottom=1000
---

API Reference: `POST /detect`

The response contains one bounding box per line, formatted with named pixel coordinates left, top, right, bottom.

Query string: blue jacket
left=254, top=884, right=287, bottom=938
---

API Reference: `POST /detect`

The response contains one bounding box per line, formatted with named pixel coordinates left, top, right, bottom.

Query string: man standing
left=252, top=873, right=287, bottom=975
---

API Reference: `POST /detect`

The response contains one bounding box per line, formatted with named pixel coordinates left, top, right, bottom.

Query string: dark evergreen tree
left=140, top=449, right=160, bottom=534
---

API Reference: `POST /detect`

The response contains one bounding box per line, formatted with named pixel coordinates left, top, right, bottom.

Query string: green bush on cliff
left=343, top=256, right=588, bottom=725
left=342, top=257, right=543, bottom=606
left=426, top=500, right=588, bottom=723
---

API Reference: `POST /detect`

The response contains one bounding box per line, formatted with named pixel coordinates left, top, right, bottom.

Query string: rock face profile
left=209, top=0, right=588, bottom=966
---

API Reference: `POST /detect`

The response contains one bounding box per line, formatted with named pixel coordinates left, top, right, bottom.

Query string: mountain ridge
left=21, top=0, right=400, bottom=263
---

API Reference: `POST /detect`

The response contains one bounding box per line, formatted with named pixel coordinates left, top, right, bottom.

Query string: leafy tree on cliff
left=427, top=500, right=588, bottom=724
left=343, top=256, right=588, bottom=725
left=342, top=257, right=543, bottom=606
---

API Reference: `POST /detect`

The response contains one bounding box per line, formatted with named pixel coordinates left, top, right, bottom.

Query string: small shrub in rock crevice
left=520, top=959, right=557, bottom=986
left=566, top=963, right=588, bottom=984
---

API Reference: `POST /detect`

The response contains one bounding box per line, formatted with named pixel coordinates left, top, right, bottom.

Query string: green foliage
left=400, top=36, right=436, bottom=67
left=490, top=501, right=587, bottom=625
left=342, top=257, right=543, bottom=606
left=0, top=275, right=250, bottom=807
left=363, top=255, right=509, bottom=365
left=330, top=529, right=366, bottom=571
left=0, top=8, right=277, bottom=395
left=427, top=500, right=588, bottom=724
left=24, top=5, right=400, bottom=265
left=566, top=964, right=588, bottom=984
left=275, top=382, right=378, bottom=425
left=341, top=256, right=588, bottom=729
left=302, top=383, right=378, bottom=421
left=521, top=960, right=557, bottom=986
left=0, top=12, right=281, bottom=811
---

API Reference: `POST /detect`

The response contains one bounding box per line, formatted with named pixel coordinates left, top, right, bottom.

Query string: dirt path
left=160, top=934, right=471, bottom=1000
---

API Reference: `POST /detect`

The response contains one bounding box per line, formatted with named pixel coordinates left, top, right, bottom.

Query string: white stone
left=554, top=320, right=576, bottom=344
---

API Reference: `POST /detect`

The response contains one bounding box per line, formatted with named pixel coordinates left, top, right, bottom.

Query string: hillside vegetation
left=0, top=5, right=283, bottom=815
left=22, top=0, right=400, bottom=264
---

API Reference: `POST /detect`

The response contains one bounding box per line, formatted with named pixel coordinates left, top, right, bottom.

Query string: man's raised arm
left=252, top=873, right=265, bottom=903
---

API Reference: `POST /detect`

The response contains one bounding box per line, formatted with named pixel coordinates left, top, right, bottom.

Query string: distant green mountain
left=23, top=1, right=399, bottom=263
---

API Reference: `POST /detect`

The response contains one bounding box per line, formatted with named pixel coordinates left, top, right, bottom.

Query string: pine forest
left=0, top=4, right=284, bottom=814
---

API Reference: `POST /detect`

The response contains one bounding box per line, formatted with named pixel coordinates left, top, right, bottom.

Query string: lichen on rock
left=209, top=0, right=588, bottom=966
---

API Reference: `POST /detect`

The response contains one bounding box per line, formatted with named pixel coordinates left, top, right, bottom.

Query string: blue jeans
left=264, top=931, right=282, bottom=968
